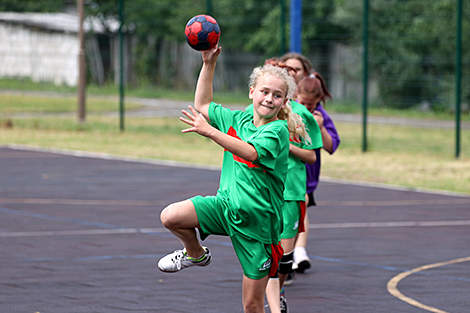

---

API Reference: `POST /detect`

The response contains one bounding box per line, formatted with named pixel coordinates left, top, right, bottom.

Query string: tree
left=332, top=0, right=470, bottom=110
left=86, top=0, right=345, bottom=85
left=0, top=0, right=66, bottom=12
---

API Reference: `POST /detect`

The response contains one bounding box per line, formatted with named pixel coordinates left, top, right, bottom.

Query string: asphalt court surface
left=1, top=146, right=469, bottom=313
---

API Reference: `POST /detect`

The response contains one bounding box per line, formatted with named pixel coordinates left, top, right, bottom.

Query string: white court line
left=318, top=198, right=470, bottom=206
left=0, top=198, right=168, bottom=206
left=309, top=220, right=470, bottom=229
left=2, top=220, right=470, bottom=237
left=0, top=227, right=168, bottom=237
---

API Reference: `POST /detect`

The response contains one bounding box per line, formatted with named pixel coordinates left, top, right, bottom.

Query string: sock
left=186, top=249, right=207, bottom=262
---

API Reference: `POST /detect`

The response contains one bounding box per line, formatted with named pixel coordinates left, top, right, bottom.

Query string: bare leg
left=294, top=212, right=309, bottom=249
left=160, top=199, right=205, bottom=258
left=242, top=274, right=270, bottom=313
left=266, top=278, right=281, bottom=313
left=295, top=193, right=310, bottom=249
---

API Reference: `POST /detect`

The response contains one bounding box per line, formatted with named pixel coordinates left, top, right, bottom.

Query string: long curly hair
left=249, top=60, right=310, bottom=144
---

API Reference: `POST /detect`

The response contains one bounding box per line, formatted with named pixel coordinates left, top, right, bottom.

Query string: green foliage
left=332, top=0, right=470, bottom=110
left=0, top=0, right=65, bottom=12
left=85, top=0, right=345, bottom=84
left=8, top=0, right=467, bottom=112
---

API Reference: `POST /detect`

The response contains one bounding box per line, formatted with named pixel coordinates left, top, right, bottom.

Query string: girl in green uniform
left=158, top=46, right=307, bottom=313
left=248, top=59, right=323, bottom=313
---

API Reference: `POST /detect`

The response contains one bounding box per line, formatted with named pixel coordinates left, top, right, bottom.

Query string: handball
left=184, top=14, right=220, bottom=51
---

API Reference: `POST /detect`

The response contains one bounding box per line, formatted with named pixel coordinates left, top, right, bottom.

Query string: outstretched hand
left=180, top=105, right=214, bottom=138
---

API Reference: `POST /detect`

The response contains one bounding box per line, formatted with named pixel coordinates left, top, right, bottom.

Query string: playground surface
left=1, top=146, right=469, bottom=313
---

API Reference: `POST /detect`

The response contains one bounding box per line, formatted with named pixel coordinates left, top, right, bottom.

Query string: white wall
left=0, top=23, right=79, bottom=86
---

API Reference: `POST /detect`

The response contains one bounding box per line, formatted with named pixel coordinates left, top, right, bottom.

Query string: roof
left=0, top=12, right=119, bottom=34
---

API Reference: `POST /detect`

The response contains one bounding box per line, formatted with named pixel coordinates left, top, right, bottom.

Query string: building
left=0, top=12, right=119, bottom=87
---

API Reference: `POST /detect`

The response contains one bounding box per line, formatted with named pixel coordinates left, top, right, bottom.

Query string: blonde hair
left=249, top=64, right=310, bottom=144
left=278, top=101, right=311, bottom=144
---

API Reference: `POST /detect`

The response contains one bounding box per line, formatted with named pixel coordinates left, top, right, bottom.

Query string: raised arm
left=194, top=46, right=222, bottom=121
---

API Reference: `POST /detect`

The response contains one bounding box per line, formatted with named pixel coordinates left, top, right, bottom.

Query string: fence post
left=206, top=0, right=212, bottom=15
left=119, top=0, right=125, bottom=131
left=362, top=0, right=369, bottom=152
left=455, top=0, right=462, bottom=158
left=77, top=0, right=86, bottom=123
left=280, top=0, right=286, bottom=55
left=290, top=0, right=302, bottom=52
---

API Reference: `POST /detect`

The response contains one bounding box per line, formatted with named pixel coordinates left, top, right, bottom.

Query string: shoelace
left=280, top=297, right=287, bottom=312
left=171, top=250, right=187, bottom=271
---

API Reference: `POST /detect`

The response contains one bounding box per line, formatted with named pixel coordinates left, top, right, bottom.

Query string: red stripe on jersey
left=226, top=126, right=260, bottom=168
left=290, top=134, right=301, bottom=143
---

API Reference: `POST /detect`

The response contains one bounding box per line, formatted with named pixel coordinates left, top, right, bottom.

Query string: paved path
left=2, top=90, right=469, bottom=129
left=1, top=146, right=469, bottom=312
left=127, top=97, right=470, bottom=129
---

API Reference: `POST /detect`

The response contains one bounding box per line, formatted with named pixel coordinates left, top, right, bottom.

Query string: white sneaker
left=158, top=247, right=211, bottom=273
left=293, top=247, right=310, bottom=273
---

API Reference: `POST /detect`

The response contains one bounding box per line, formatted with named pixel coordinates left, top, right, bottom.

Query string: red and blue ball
left=185, top=15, right=220, bottom=51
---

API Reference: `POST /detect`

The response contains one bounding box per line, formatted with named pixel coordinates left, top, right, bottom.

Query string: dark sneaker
left=295, top=259, right=311, bottom=273
left=280, top=288, right=289, bottom=313
left=158, top=247, right=211, bottom=273
left=284, top=270, right=295, bottom=286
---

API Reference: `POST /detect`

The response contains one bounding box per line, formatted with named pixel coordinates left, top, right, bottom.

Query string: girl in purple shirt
left=292, top=72, right=341, bottom=275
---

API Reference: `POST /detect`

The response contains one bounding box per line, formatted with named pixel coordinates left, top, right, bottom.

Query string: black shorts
left=307, top=192, right=316, bottom=207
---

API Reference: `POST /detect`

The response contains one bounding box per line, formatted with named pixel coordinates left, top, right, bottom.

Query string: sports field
left=1, top=146, right=469, bottom=312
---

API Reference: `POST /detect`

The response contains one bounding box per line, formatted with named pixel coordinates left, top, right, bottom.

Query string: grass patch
left=1, top=115, right=469, bottom=195
left=0, top=92, right=142, bottom=114
left=322, top=122, right=470, bottom=194
left=0, top=116, right=223, bottom=167
left=1, top=79, right=469, bottom=195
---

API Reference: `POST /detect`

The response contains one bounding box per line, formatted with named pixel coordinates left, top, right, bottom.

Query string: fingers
left=187, top=105, right=199, bottom=116
left=181, top=109, right=194, bottom=120
left=180, top=117, right=196, bottom=133
left=202, top=46, right=222, bottom=63
left=180, top=105, right=204, bottom=134
left=181, top=105, right=198, bottom=121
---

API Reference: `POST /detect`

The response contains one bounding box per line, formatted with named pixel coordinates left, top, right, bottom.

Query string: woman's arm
left=194, top=46, right=222, bottom=122
left=313, top=110, right=335, bottom=154
left=289, top=144, right=316, bottom=164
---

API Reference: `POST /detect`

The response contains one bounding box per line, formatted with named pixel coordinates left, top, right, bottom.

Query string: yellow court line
left=387, top=256, right=470, bottom=313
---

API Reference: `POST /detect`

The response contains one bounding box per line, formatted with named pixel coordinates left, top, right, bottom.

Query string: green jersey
left=245, top=101, right=323, bottom=201
left=284, top=100, right=323, bottom=201
left=208, top=102, right=289, bottom=244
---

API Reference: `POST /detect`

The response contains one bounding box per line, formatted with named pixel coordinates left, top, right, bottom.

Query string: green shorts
left=191, top=194, right=283, bottom=280
left=281, top=200, right=302, bottom=239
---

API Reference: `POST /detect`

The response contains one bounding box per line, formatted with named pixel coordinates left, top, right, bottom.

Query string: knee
left=278, top=250, right=294, bottom=275
left=160, top=204, right=177, bottom=229
left=243, top=301, right=259, bottom=313
left=242, top=295, right=264, bottom=313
